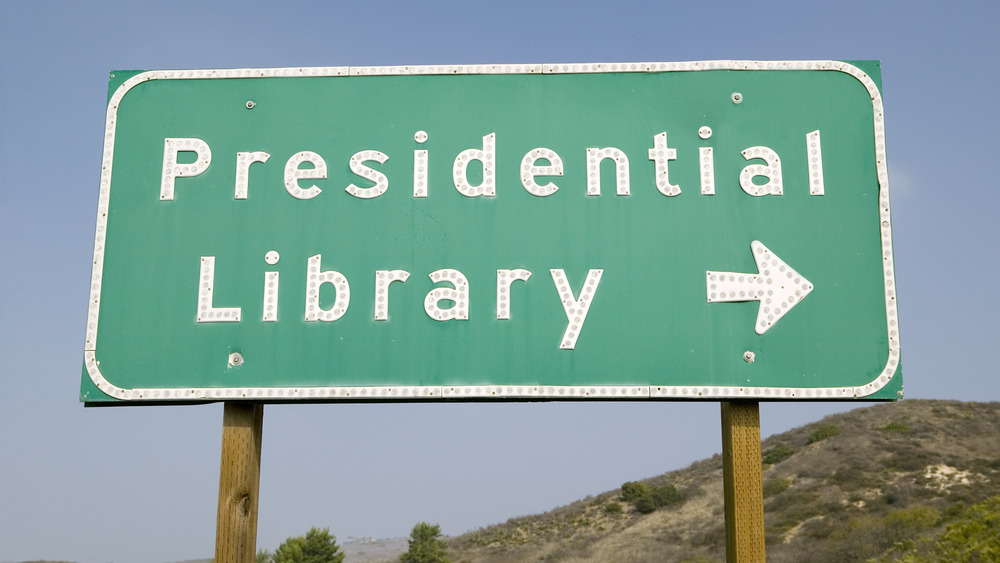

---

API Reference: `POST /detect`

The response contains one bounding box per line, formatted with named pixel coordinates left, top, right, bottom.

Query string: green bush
left=880, top=421, right=910, bottom=434
left=933, top=494, right=1000, bottom=562
left=763, top=477, right=792, bottom=498
left=603, top=501, right=623, bottom=515
left=620, top=481, right=649, bottom=503
left=885, top=505, right=939, bottom=532
left=634, top=492, right=658, bottom=514
left=762, top=444, right=796, bottom=465
left=651, top=484, right=682, bottom=507
left=621, top=482, right=683, bottom=514
left=807, top=424, right=842, bottom=444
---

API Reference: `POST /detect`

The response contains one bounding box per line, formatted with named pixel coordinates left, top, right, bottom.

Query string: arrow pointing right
left=706, top=241, right=814, bottom=335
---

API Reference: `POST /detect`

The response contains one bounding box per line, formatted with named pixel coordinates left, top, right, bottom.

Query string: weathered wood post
left=215, top=402, right=264, bottom=563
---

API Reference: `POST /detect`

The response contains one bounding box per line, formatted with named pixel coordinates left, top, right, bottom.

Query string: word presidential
left=164, top=128, right=825, bottom=349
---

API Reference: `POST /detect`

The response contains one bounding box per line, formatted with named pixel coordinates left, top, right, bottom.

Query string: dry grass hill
left=445, top=400, right=1000, bottom=562
left=14, top=400, right=999, bottom=563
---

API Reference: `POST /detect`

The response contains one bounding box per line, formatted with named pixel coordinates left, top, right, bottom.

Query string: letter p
left=160, top=138, right=212, bottom=200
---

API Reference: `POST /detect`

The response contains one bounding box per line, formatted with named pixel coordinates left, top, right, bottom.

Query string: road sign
left=81, top=61, right=901, bottom=403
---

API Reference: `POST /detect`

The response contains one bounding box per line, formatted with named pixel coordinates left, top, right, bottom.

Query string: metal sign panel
left=81, top=61, right=901, bottom=403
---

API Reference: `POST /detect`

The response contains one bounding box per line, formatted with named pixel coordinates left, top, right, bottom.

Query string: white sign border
left=83, top=60, right=900, bottom=402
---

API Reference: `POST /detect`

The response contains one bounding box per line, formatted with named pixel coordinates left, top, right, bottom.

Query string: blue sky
left=1, top=1, right=998, bottom=562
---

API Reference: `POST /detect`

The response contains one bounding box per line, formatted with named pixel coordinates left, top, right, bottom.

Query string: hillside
left=446, top=400, right=1000, bottom=562
left=13, top=401, right=998, bottom=563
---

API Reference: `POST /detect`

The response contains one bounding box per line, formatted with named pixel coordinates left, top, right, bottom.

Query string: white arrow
left=706, top=241, right=814, bottom=335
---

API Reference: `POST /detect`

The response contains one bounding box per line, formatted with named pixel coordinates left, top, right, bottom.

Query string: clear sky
left=1, top=1, right=997, bottom=562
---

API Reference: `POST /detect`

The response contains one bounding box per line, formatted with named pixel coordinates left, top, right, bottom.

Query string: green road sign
left=81, top=61, right=901, bottom=403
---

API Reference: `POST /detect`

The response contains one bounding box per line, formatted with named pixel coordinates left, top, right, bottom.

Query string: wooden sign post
left=721, top=401, right=765, bottom=562
left=215, top=402, right=264, bottom=563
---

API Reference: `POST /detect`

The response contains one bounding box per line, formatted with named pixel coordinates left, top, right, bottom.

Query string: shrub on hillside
left=807, top=424, right=842, bottom=444
left=651, top=484, right=682, bottom=507
left=603, top=501, right=623, bottom=515
left=762, top=444, right=796, bottom=465
left=620, top=481, right=649, bottom=503
left=880, top=421, right=910, bottom=434
left=621, top=482, right=683, bottom=514
left=823, top=506, right=940, bottom=563
left=931, top=494, right=1000, bottom=561
left=762, top=477, right=791, bottom=498
left=634, top=493, right=658, bottom=514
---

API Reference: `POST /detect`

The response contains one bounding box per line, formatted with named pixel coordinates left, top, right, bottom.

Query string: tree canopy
left=272, top=527, right=344, bottom=563
left=400, top=521, right=450, bottom=563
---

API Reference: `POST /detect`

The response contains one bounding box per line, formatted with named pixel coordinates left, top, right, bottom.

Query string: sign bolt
left=743, top=351, right=755, bottom=363
left=245, top=100, right=256, bottom=109
left=229, top=352, right=244, bottom=366
left=731, top=92, right=743, bottom=105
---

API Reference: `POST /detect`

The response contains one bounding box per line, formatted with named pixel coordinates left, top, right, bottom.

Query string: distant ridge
left=446, top=400, right=1000, bottom=562
left=340, top=537, right=408, bottom=562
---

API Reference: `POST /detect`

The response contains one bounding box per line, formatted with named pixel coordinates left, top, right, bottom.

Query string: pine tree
left=272, top=527, right=345, bottom=563
left=400, top=522, right=450, bottom=563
